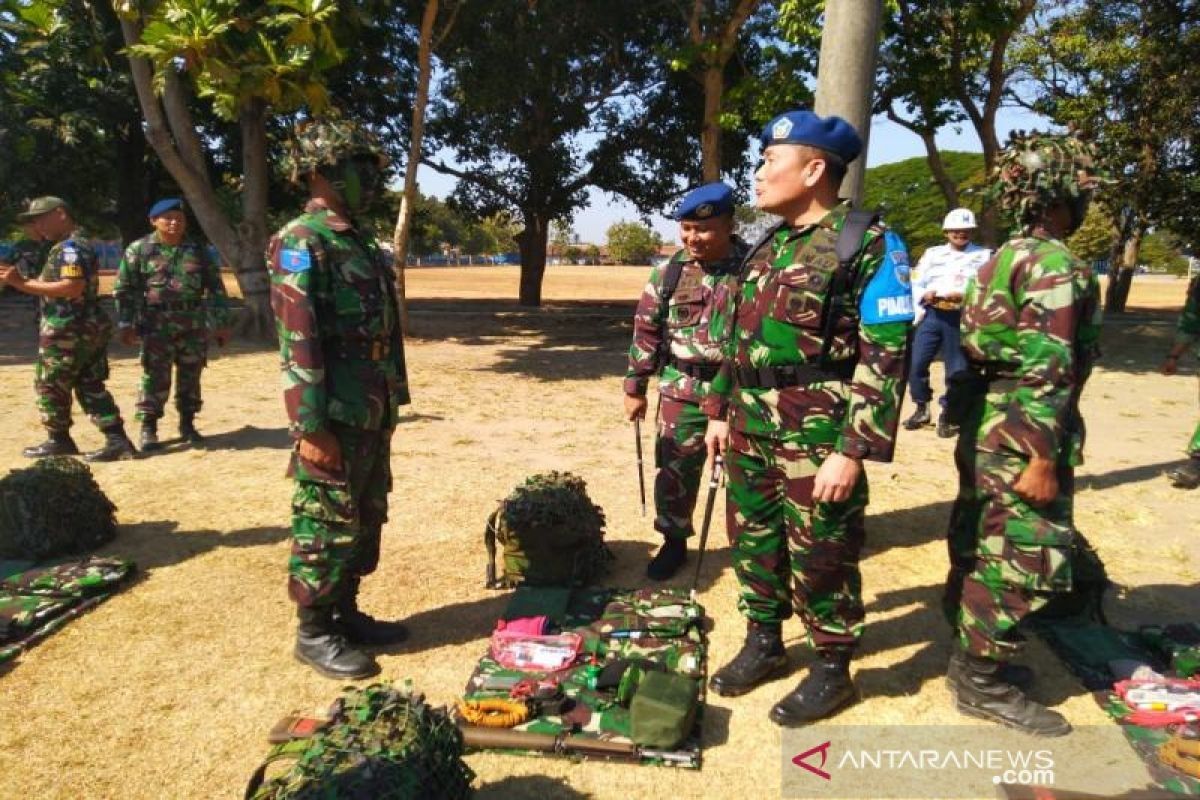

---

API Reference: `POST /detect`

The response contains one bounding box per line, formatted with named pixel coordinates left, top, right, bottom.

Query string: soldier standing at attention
left=904, top=208, right=991, bottom=437
left=268, top=119, right=410, bottom=680
left=702, top=111, right=910, bottom=727
left=944, top=132, right=1107, bottom=737
left=1161, top=272, right=1200, bottom=489
left=0, top=197, right=136, bottom=461
left=114, top=198, right=232, bottom=451
left=623, top=181, right=748, bottom=581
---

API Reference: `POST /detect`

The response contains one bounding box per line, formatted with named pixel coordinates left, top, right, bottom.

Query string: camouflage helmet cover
left=991, top=131, right=1101, bottom=222
left=282, top=117, right=388, bottom=184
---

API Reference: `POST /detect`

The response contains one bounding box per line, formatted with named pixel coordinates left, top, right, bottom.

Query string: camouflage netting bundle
left=485, top=471, right=612, bottom=588
left=248, top=684, right=474, bottom=800
left=0, top=457, right=117, bottom=561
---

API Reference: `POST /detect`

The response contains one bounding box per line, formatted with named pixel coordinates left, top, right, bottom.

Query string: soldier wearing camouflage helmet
left=942, top=131, right=1110, bottom=736
left=267, top=117, right=410, bottom=680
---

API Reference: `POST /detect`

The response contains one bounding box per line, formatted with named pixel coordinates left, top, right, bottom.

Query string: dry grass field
left=0, top=267, right=1196, bottom=799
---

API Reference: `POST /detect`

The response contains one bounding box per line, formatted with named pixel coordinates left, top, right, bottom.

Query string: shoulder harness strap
left=820, top=208, right=882, bottom=366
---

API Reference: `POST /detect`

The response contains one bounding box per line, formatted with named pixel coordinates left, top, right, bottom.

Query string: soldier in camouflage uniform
left=1161, top=273, right=1200, bottom=488
left=9, top=221, right=49, bottom=326
left=267, top=118, right=410, bottom=680
left=943, top=132, right=1108, bottom=737
left=624, top=181, right=747, bottom=581
left=0, top=197, right=136, bottom=461
left=114, top=198, right=232, bottom=451
left=701, top=111, right=910, bottom=727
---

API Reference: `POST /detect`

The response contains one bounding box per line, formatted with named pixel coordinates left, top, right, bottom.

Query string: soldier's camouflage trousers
left=136, top=313, right=208, bottom=421
left=725, top=429, right=867, bottom=650
left=947, top=416, right=1107, bottom=659
left=34, top=330, right=122, bottom=434
left=653, top=397, right=709, bottom=540
left=288, top=422, right=394, bottom=608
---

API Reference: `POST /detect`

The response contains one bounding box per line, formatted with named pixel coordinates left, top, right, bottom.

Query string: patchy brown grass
left=0, top=272, right=1195, bottom=799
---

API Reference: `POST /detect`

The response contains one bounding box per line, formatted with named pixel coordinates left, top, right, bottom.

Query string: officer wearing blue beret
left=701, top=110, right=910, bottom=726
left=624, top=181, right=749, bottom=580
left=114, top=197, right=233, bottom=450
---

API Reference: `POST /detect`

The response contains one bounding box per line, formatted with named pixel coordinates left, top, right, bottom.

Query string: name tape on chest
left=279, top=247, right=313, bottom=273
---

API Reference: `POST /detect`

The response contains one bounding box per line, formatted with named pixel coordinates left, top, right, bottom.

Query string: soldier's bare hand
left=0, top=266, right=19, bottom=286
left=299, top=430, right=342, bottom=472
left=118, top=328, right=138, bottom=347
left=705, top=420, right=729, bottom=460
left=921, top=290, right=937, bottom=306
left=624, top=393, right=648, bottom=421
left=1014, top=457, right=1058, bottom=507
left=813, top=453, right=861, bottom=503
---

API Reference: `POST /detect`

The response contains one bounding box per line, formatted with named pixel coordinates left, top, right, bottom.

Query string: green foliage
left=863, top=152, right=988, bottom=256
left=125, top=0, right=344, bottom=120
left=1067, top=205, right=1115, bottom=263
left=606, top=220, right=663, bottom=265
left=380, top=192, right=516, bottom=255
left=0, top=457, right=117, bottom=561
left=1140, top=230, right=1189, bottom=276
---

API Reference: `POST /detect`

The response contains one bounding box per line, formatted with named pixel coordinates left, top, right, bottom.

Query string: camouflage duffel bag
left=484, top=471, right=613, bottom=589
left=246, top=684, right=474, bottom=800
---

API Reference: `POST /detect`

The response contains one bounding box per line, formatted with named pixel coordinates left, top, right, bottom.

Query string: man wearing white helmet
left=903, top=208, right=991, bottom=437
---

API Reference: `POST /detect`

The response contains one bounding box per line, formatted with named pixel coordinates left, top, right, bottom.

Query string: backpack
left=245, top=684, right=474, bottom=800
left=484, top=472, right=612, bottom=588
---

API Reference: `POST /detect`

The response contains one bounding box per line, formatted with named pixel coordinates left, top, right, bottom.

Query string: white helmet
left=942, top=208, right=977, bottom=230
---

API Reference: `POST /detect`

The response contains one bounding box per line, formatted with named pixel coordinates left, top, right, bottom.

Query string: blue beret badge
left=771, top=117, right=794, bottom=141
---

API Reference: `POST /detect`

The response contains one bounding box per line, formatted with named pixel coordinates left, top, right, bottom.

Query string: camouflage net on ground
left=248, top=684, right=474, bottom=800
left=0, top=457, right=117, bottom=561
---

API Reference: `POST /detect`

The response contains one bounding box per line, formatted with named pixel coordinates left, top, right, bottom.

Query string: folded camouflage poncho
left=460, top=587, right=707, bottom=768
left=0, top=557, right=135, bottom=665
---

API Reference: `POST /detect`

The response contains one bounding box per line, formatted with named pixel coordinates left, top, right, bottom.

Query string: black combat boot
left=936, top=412, right=959, bottom=439
left=1167, top=458, right=1200, bottom=489
left=85, top=427, right=138, bottom=462
left=709, top=621, right=789, bottom=697
left=646, top=537, right=687, bottom=581
left=903, top=402, right=931, bottom=430
left=769, top=648, right=858, bottom=727
left=139, top=419, right=162, bottom=452
left=946, top=647, right=1070, bottom=736
left=294, top=605, right=380, bottom=679
left=22, top=431, right=80, bottom=458
left=179, top=413, right=204, bottom=444
left=335, top=578, right=409, bottom=646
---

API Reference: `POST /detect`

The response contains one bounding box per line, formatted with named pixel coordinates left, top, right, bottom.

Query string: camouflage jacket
left=267, top=200, right=410, bottom=438
left=623, top=240, right=747, bottom=404
left=702, top=203, right=909, bottom=461
left=960, top=231, right=1102, bottom=464
left=38, top=234, right=110, bottom=338
left=1175, top=274, right=1200, bottom=353
left=114, top=233, right=232, bottom=331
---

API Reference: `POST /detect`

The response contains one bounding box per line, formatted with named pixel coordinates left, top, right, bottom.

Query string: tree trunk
left=920, top=130, right=959, bottom=209
left=393, top=0, right=441, bottom=336
left=517, top=211, right=549, bottom=306
left=813, top=0, right=883, bottom=203
left=236, top=100, right=273, bottom=339
left=1105, top=226, right=1143, bottom=313
left=700, top=64, right=724, bottom=182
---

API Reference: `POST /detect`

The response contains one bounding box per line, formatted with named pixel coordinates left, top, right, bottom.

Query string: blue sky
left=411, top=105, right=1048, bottom=247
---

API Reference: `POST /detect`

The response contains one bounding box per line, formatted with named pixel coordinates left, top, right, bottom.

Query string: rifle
left=691, top=454, right=724, bottom=598
left=634, top=418, right=647, bottom=517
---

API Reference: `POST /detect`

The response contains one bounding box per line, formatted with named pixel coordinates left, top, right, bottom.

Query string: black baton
left=692, top=453, right=724, bottom=594
left=634, top=418, right=647, bottom=516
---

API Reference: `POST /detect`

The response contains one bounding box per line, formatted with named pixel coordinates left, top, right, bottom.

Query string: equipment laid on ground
left=457, top=586, right=707, bottom=768
left=248, top=683, right=474, bottom=800
left=484, top=472, right=612, bottom=588
left=0, top=557, right=135, bottom=665
left=0, top=457, right=117, bottom=560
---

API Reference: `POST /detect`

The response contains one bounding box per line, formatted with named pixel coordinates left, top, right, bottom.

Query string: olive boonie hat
left=17, top=196, right=67, bottom=221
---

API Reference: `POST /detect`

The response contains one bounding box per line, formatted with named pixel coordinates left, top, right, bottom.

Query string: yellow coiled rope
left=456, top=698, right=530, bottom=728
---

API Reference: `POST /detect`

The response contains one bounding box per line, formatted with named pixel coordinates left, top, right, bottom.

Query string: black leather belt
left=331, top=339, right=391, bottom=361
left=734, top=360, right=854, bottom=389
left=148, top=300, right=201, bottom=312
left=668, top=360, right=720, bottom=381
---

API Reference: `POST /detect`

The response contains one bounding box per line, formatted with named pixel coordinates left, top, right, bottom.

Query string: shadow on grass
left=104, top=520, right=290, bottom=573
left=476, top=775, right=595, bottom=799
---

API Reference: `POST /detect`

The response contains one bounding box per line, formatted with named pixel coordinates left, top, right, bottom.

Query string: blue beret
left=760, top=110, right=862, bottom=164
left=672, top=181, right=735, bottom=221
left=148, top=198, right=184, bottom=219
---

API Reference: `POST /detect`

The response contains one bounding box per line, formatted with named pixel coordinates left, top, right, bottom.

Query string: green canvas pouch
left=630, top=670, right=698, bottom=749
